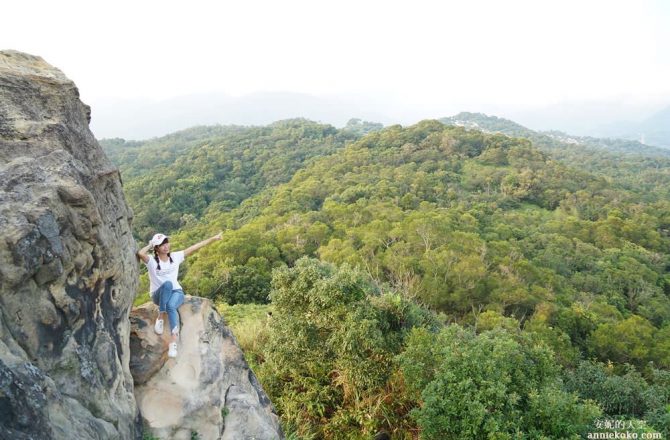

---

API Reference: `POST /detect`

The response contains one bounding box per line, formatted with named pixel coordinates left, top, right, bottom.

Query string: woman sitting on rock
left=137, top=232, right=222, bottom=358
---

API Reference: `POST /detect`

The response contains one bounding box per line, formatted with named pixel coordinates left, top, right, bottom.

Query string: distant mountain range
left=441, top=112, right=670, bottom=157
left=90, top=90, right=670, bottom=150
left=89, top=92, right=394, bottom=140
left=508, top=100, right=670, bottom=149
left=594, top=105, right=670, bottom=149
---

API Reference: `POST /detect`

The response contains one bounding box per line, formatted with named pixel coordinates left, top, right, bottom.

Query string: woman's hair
left=153, top=245, right=173, bottom=270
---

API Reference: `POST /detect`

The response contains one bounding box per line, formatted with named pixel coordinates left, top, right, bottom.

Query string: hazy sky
left=3, top=0, right=670, bottom=135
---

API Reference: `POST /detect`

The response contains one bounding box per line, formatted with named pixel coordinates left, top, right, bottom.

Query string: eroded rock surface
left=131, top=297, right=283, bottom=440
left=0, top=50, right=139, bottom=439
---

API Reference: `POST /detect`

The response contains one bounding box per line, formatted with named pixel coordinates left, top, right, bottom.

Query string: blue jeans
left=152, top=281, right=184, bottom=335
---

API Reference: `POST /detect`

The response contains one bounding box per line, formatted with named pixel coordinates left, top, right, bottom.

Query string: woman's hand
left=137, top=242, right=152, bottom=263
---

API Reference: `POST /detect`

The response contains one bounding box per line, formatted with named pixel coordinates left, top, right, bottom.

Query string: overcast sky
left=3, top=0, right=670, bottom=136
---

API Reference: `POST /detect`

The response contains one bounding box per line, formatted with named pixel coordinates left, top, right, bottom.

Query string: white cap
left=150, top=233, right=169, bottom=247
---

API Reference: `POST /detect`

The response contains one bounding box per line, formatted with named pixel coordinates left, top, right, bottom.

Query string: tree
left=263, top=258, right=404, bottom=438
left=590, top=315, right=656, bottom=367
left=399, top=326, right=600, bottom=440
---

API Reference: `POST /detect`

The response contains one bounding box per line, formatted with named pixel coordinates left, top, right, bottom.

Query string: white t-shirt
left=146, top=251, right=185, bottom=293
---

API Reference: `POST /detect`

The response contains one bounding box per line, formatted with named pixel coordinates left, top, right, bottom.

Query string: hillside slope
left=105, top=117, right=670, bottom=438
left=101, top=119, right=362, bottom=238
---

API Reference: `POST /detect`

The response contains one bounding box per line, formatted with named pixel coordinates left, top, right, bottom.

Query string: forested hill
left=104, top=118, right=670, bottom=438
left=176, top=119, right=669, bottom=317
left=443, top=112, right=670, bottom=201
left=100, top=119, right=382, bottom=238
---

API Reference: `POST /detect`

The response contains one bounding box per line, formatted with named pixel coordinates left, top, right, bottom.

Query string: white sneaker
left=154, top=318, right=164, bottom=335
left=168, top=342, right=178, bottom=358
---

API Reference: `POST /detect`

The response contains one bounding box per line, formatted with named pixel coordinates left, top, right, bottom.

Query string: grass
left=216, top=302, right=273, bottom=371
left=216, top=302, right=273, bottom=326
left=142, top=426, right=160, bottom=440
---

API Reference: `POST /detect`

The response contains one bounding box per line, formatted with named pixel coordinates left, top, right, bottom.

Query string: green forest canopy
left=102, top=116, right=670, bottom=439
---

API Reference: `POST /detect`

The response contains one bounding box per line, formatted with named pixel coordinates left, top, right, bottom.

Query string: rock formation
left=0, top=50, right=139, bottom=439
left=131, top=297, right=283, bottom=440
left=1, top=51, right=283, bottom=440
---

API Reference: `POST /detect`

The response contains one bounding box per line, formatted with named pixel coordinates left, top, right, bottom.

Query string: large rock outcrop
left=130, top=297, right=283, bottom=440
left=0, top=51, right=140, bottom=438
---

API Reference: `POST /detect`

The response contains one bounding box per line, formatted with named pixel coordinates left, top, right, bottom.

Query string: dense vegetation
left=101, top=119, right=362, bottom=238
left=443, top=112, right=670, bottom=201
left=104, top=117, right=670, bottom=439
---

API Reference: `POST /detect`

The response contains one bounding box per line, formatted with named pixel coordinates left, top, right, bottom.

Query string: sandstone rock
left=0, top=51, right=140, bottom=439
left=129, top=306, right=168, bottom=385
left=131, top=297, right=283, bottom=440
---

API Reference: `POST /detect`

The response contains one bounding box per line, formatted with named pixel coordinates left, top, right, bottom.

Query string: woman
left=137, top=232, right=222, bottom=358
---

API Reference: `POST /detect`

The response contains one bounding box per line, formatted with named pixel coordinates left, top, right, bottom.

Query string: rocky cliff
left=0, top=50, right=283, bottom=440
left=0, top=51, right=140, bottom=438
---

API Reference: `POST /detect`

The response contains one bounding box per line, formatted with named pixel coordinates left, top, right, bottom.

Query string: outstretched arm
left=184, top=232, right=223, bottom=257
left=137, top=242, right=152, bottom=264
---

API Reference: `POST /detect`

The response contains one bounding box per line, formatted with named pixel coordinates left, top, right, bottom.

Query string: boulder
left=131, top=297, right=283, bottom=440
left=0, top=51, right=140, bottom=438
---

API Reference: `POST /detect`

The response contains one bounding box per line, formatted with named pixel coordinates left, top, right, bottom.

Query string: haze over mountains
left=596, top=104, right=670, bottom=148
left=90, top=92, right=395, bottom=140
left=91, top=91, right=670, bottom=149
left=508, top=98, right=670, bottom=148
